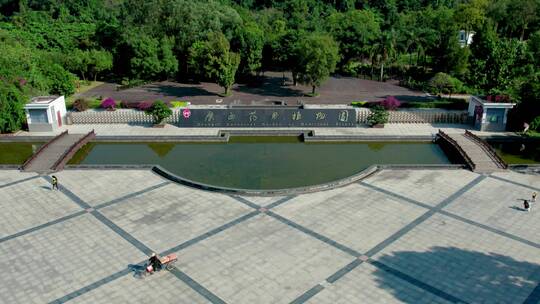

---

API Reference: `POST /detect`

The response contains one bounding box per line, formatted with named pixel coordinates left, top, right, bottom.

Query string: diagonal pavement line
left=438, top=210, right=540, bottom=249
left=229, top=195, right=260, bottom=209
left=95, top=181, right=171, bottom=210
left=47, top=209, right=252, bottom=304
left=41, top=176, right=91, bottom=209
left=364, top=175, right=486, bottom=257
left=0, top=175, right=40, bottom=189
left=285, top=176, right=485, bottom=304
left=267, top=211, right=361, bottom=257
left=291, top=259, right=370, bottom=304
left=326, top=259, right=364, bottom=283
left=370, top=261, right=469, bottom=304
left=0, top=210, right=86, bottom=244
left=161, top=210, right=260, bottom=255
left=42, top=176, right=153, bottom=255
left=289, top=284, right=325, bottom=304
left=169, top=267, right=227, bottom=304
left=363, top=177, right=540, bottom=250
left=91, top=210, right=153, bottom=255
left=294, top=257, right=470, bottom=304
left=266, top=195, right=296, bottom=209
left=489, top=175, right=540, bottom=192
left=0, top=182, right=168, bottom=245
left=42, top=178, right=229, bottom=304
left=358, top=181, right=433, bottom=210
left=48, top=268, right=132, bottom=304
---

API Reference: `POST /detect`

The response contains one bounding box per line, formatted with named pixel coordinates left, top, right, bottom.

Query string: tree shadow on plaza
left=234, top=75, right=305, bottom=98
left=373, top=246, right=540, bottom=303
left=144, top=83, right=217, bottom=98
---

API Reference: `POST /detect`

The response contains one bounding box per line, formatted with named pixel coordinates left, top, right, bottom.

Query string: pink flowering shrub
left=100, top=97, right=116, bottom=109
left=381, top=96, right=401, bottom=110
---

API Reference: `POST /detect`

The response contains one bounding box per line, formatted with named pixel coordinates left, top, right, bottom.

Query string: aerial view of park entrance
left=0, top=0, right=539, bottom=303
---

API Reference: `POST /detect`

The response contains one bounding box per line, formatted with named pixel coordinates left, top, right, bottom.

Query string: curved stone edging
left=151, top=165, right=380, bottom=196
left=64, top=164, right=155, bottom=170
left=151, top=164, right=465, bottom=196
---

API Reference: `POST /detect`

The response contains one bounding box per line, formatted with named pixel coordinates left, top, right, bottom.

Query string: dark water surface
left=488, top=140, right=540, bottom=164
left=68, top=137, right=450, bottom=189
left=0, top=142, right=43, bottom=164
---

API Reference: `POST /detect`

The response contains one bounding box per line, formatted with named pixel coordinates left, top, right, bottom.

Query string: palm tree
left=373, top=30, right=398, bottom=81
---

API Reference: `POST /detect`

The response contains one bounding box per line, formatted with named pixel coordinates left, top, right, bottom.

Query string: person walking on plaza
left=524, top=200, right=530, bottom=212
left=533, top=192, right=537, bottom=202
left=51, top=175, right=59, bottom=190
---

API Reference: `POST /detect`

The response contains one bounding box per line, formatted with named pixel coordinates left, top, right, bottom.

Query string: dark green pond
left=0, top=142, right=43, bottom=164
left=68, top=137, right=450, bottom=189
left=488, top=140, right=540, bottom=164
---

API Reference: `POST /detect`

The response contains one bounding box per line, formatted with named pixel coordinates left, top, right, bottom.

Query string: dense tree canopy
left=296, top=33, right=339, bottom=94
left=0, top=0, right=540, bottom=132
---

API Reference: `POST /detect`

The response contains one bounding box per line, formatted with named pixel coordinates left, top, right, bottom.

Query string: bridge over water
left=22, top=130, right=95, bottom=173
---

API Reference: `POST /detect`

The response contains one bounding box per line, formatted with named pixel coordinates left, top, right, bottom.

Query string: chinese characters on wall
left=178, top=108, right=356, bottom=127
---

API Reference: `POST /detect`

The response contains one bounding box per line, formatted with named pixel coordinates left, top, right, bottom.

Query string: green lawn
left=67, top=81, right=104, bottom=104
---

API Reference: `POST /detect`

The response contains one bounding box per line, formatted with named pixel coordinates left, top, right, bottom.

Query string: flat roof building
left=24, top=96, right=67, bottom=132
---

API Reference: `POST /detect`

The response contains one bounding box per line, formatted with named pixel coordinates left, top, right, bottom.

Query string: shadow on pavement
left=374, top=246, right=540, bottom=303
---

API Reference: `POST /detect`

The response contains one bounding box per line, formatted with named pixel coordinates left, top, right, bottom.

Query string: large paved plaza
left=1, top=168, right=539, bottom=304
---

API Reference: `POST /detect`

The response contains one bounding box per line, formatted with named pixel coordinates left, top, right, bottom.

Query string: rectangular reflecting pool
left=68, top=137, right=451, bottom=190
left=0, top=142, right=43, bottom=164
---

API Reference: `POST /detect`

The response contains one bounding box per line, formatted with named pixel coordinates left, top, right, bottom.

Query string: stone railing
left=357, top=109, right=469, bottom=124
left=69, top=108, right=471, bottom=125
left=69, top=109, right=180, bottom=124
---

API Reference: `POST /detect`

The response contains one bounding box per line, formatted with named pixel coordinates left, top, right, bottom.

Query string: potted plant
left=367, top=105, right=389, bottom=128
left=100, top=97, right=117, bottom=111
left=145, top=100, right=172, bottom=127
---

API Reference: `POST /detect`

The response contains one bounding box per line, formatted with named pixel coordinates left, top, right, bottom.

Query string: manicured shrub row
left=351, top=96, right=468, bottom=110
left=70, top=98, right=188, bottom=112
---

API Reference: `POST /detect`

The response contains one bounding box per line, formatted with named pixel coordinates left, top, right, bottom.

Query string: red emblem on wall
left=182, top=109, right=191, bottom=119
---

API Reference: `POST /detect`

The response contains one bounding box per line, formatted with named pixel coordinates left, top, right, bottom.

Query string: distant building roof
left=25, top=96, right=63, bottom=109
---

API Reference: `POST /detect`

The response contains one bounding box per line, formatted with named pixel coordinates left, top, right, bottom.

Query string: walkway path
left=13, top=123, right=516, bottom=138
left=0, top=168, right=538, bottom=303
left=445, top=132, right=507, bottom=173
left=23, top=131, right=95, bottom=173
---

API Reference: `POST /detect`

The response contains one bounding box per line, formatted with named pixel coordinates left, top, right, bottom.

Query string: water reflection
left=489, top=140, right=540, bottom=164
left=0, top=142, right=43, bottom=164
left=68, top=139, right=451, bottom=190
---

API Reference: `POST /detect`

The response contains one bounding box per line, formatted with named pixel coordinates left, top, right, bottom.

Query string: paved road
left=1, top=168, right=539, bottom=303
left=79, top=72, right=426, bottom=105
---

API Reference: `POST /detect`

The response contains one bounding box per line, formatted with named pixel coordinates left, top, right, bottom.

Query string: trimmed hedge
left=401, top=100, right=468, bottom=110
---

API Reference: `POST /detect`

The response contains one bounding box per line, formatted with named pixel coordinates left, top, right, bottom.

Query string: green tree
left=506, top=0, right=538, bottom=40
left=296, top=33, right=339, bottom=95
left=469, top=24, right=532, bottom=96
left=189, top=32, right=240, bottom=95
left=274, top=30, right=304, bottom=85
left=326, top=9, right=381, bottom=65
left=372, top=30, right=398, bottom=81
left=232, top=22, right=265, bottom=75
left=42, top=63, right=76, bottom=96
left=529, top=30, right=540, bottom=66
left=367, top=105, right=389, bottom=126
left=429, top=72, right=453, bottom=96
left=121, top=33, right=178, bottom=80
left=454, top=0, right=488, bottom=42
left=0, top=81, right=26, bottom=133
left=88, top=49, right=113, bottom=81
left=145, top=100, right=172, bottom=124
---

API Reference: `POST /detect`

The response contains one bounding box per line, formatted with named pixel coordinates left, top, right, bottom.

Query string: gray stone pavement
left=14, top=123, right=516, bottom=138
left=0, top=168, right=539, bottom=304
